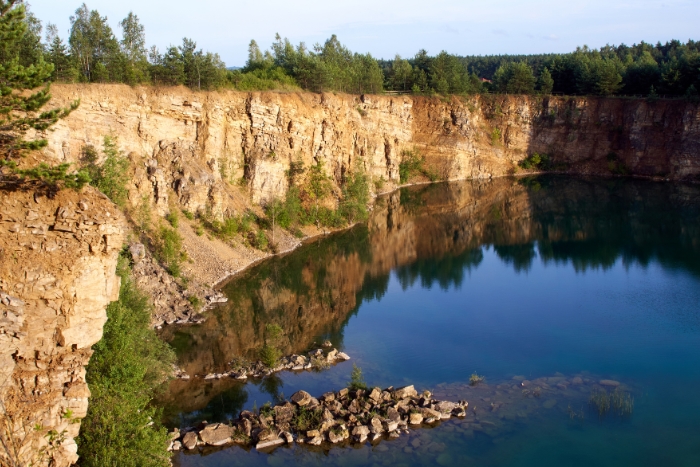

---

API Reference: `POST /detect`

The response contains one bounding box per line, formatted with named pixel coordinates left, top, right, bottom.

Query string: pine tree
left=0, top=0, right=82, bottom=188
left=45, top=23, right=76, bottom=82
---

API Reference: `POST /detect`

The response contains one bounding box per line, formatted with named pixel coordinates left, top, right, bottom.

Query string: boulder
left=409, top=412, right=424, bottom=425
left=599, top=379, right=621, bottom=387
left=336, top=352, right=351, bottom=361
left=198, top=423, right=233, bottom=446
left=181, top=431, right=198, bottom=450
left=328, top=430, right=342, bottom=444
left=274, top=403, right=296, bottom=424
left=369, top=417, right=384, bottom=434
left=255, top=437, right=285, bottom=450
left=326, top=349, right=338, bottom=361
left=256, top=428, right=277, bottom=442
left=386, top=407, right=401, bottom=422
left=307, top=436, right=323, bottom=446
left=434, top=401, right=457, bottom=413
left=321, top=392, right=335, bottom=402
left=337, top=388, right=349, bottom=399
left=368, top=387, right=382, bottom=402
left=291, top=390, right=313, bottom=406
left=352, top=425, right=370, bottom=442
left=281, top=431, right=294, bottom=444
left=383, top=420, right=398, bottom=432
left=306, top=429, right=320, bottom=438
left=394, top=385, right=418, bottom=399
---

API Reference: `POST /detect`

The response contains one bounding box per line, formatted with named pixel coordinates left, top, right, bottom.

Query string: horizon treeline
left=15, top=1, right=700, bottom=98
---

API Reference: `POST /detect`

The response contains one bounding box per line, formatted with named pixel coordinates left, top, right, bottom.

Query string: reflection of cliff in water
left=159, top=176, right=700, bottom=416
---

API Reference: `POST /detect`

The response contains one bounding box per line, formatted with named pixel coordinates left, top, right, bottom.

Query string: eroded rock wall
left=0, top=187, right=125, bottom=467
left=39, top=86, right=700, bottom=225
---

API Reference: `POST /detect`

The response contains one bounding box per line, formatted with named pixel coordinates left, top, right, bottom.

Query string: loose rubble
left=176, top=348, right=351, bottom=380
left=167, top=384, right=468, bottom=452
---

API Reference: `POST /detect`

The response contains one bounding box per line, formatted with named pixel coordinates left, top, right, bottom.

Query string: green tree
left=78, top=255, right=175, bottom=467
left=88, top=136, right=130, bottom=207
left=119, top=11, right=148, bottom=84
left=305, top=160, right=333, bottom=223
left=539, top=67, right=554, bottom=95
left=390, top=54, right=413, bottom=91
left=493, top=61, right=536, bottom=94
left=0, top=0, right=81, bottom=189
left=45, top=23, right=77, bottom=82
left=68, top=3, right=122, bottom=82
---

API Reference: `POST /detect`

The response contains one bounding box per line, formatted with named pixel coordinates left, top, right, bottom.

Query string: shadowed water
left=162, top=176, right=700, bottom=466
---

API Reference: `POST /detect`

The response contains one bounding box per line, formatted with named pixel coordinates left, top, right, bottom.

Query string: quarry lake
left=161, top=176, right=700, bottom=467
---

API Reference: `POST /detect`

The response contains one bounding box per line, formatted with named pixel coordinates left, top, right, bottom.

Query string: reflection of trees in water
left=162, top=382, right=249, bottom=427
left=257, top=374, right=284, bottom=402
left=395, top=248, right=484, bottom=290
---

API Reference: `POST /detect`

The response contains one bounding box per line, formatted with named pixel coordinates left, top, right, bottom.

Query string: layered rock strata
left=0, top=187, right=125, bottom=467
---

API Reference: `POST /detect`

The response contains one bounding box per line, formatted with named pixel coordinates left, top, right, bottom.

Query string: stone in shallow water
left=543, top=399, right=557, bottom=409
left=255, top=437, right=284, bottom=450
left=599, top=379, right=621, bottom=387
left=291, top=390, right=312, bottom=406
left=198, top=423, right=232, bottom=446
left=409, top=412, right=424, bottom=425
left=182, top=431, right=198, bottom=450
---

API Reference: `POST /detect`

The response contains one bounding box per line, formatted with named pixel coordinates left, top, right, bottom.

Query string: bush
left=78, top=254, right=175, bottom=467
left=399, top=149, right=424, bottom=184
left=519, top=153, right=550, bottom=171
left=165, top=211, right=179, bottom=228
left=259, top=324, right=283, bottom=367
left=340, top=169, right=370, bottom=224
left=490, top=128, right=501, bottom=146
left=92, top=136, right=130, bottom=208
left=348, top=363, right=367, bottom=390
left=153, top=226, right=184, bottom=277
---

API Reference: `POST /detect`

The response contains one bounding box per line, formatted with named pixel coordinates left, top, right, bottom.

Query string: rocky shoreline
left=174, top=345, right=351, bottom=381
left=167, top=384, right=468, bottom=452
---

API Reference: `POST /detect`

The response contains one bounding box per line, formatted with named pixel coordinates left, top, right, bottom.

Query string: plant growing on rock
left=259, top=324, right=283, bottom=368
left=348, top=363, right=367, bottom=390
left=469, top=373, right=485, bottom=386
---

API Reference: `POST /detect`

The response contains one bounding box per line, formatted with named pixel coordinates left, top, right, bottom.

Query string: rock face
left=33, top=85, right=700, bottom=315
left=0, top=187, right=126, bottom=467
left=42, top=86, right=700, bottom=214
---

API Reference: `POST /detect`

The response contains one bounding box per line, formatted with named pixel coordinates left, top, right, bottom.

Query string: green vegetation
left=589, top=388, right=634, bottom=418
left=83, top=136, right=130, bottom=207
left=399, top=148, right=439, bottom=183
left=519, top=153, right=551, bottom=171
left=490, top=128, right=502, bottom=146
left=152, top=226, right=185, bottom=277
left=291, top=406, right=322, bottom=432
left=259, top=324, right=283, bottom=368
left=606, top=152, right=629, bottom=175
left=0, top=0, right=82, bottom=189
left=165, top=210, right=179, bottom=228
left=469, top=373, right=485, bottom=386
left=79, top=252, right=175, bottom=467
left=348, top=363, right=367, bottom=390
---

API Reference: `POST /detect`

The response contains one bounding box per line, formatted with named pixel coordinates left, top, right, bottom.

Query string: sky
left=28, top=0, right=699, bottom=67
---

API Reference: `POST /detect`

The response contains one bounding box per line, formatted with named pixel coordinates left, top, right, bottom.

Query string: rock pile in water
left=167, top=384, right=468, bottom=452
left=176, top=348, right=350, bottom=380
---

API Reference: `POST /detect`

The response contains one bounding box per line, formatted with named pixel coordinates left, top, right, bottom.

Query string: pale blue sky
left=29, top=0, right=698, bottom=66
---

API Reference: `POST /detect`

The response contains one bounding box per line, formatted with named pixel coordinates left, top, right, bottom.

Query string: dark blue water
left=164, top=177, right=700, bottom=467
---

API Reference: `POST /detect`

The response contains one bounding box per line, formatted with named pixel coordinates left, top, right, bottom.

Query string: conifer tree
left=0, top=0, right=82, bottom=187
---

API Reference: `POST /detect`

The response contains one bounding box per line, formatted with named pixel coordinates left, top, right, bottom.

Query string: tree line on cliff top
left=8, top=1, right=700, bottom=98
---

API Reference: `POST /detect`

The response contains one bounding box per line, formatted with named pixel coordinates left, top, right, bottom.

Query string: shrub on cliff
left=79, top=254, right=175, bottom=467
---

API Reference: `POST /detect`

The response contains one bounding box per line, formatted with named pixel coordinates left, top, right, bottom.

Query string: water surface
left=162, top=176, right=700, bottom=467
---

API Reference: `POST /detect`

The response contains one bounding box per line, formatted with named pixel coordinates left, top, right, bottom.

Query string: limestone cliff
left=32, top=85, right=699, bottom=301
left=0, top=187, right=125, bottom=467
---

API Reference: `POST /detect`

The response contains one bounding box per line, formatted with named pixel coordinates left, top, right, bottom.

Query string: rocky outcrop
left=0, top=187, right=126, bottom=467
left=167, top=384, right=468, bottom=452
left=32, top=85, right=700, bottom=319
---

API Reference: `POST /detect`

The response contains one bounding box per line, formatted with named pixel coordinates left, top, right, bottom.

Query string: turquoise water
left=165, top=177, right=700, bottom=466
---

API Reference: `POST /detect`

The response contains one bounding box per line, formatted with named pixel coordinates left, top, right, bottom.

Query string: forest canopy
left=11, top=1, right=700, bottom=98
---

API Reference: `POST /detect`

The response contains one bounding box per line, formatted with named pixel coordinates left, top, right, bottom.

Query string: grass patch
left=348, top=363, right=367, bottom=390
left=589, top=388, right=634, bottom=418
